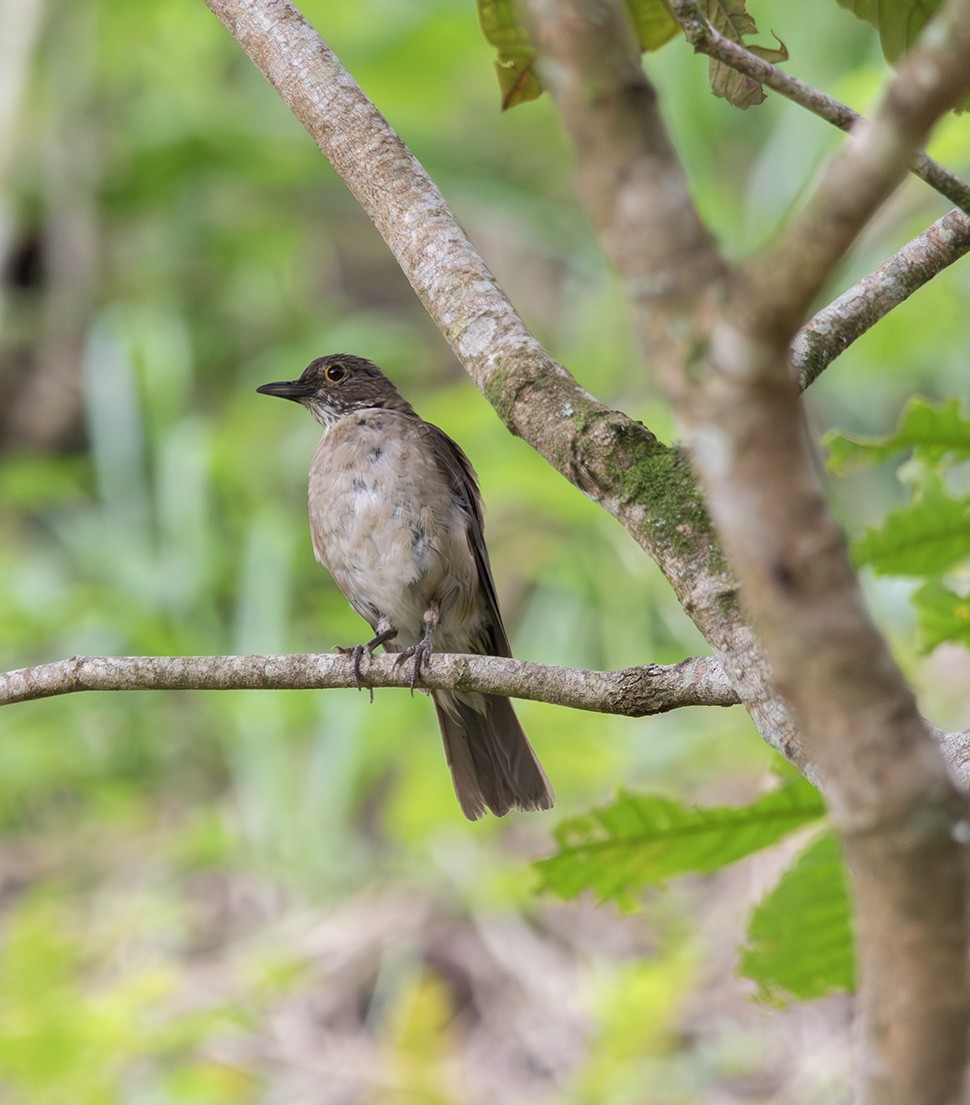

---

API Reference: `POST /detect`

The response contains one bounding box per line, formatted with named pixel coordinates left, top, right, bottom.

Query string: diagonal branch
left=201, top=0, right=802, bottom=768
left=667, top=0, right=970, bottom=215
left=0, top=652, right=739, bottom=716
left=202, top=0, right=599, bottom=475
left=795, top=207, right=970, bottom=387
left=197, top=0, right=671, bottom=572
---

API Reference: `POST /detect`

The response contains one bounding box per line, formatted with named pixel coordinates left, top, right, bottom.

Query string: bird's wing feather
left=421, top=421, right=513, bottom=659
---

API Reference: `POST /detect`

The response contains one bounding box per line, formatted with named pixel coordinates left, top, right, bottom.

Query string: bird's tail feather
left=433, top=690, right=554, bottom=820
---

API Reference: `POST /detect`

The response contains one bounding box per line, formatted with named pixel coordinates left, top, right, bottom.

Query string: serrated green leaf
left=853, top=491, right=970, bottom=575
left=535, top=775, right=825, bottom=905
left=888, top=398, right=970, bottom=457
left=827, top=398, right=970, bottom=472
left=739, top=830, right=854, bottom=1004
left=914, top=579, right=970, bottom=651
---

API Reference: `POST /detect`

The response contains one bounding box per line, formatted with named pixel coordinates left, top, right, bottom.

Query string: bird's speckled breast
left=307, top=409, right=484, bottom=648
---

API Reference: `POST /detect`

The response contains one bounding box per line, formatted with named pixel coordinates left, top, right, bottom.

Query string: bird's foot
left=394, top=633, right=433, bottom=694
left=335, top=625, right=398, bottom=702
left=334, top=643, right=369, bottom=687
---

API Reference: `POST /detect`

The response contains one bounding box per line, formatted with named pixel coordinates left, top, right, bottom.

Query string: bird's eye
left=324, top=364, right=346, bottom=383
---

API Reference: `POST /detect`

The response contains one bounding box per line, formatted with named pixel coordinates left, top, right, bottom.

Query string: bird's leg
left=336, top=619, right=397, bottom=696
left=394, top=602, right=439, bottom=693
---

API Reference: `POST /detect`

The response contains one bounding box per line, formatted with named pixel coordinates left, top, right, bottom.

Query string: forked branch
left=667, top=0, right=970, bottom=214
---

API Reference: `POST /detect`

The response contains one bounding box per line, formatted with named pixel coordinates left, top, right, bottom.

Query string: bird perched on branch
left=257, top=354, right=553, bottom=820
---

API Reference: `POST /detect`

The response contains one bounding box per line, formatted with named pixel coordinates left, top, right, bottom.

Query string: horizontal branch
left=0, top=652, right=740, bottom=716
left=9, top=652, right=969, bottom=785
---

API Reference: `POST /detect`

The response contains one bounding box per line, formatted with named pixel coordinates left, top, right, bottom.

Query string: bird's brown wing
left=421, top=420, right=513, bottom=659
left=421, top=419, right=554, bottom=819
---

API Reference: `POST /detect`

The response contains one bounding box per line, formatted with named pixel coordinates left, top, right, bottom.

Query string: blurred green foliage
left=2, top=0, right=969, bottom=1100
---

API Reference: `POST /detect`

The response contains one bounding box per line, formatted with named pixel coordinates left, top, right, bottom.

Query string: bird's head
left=257, top=354, right=414, bottom=427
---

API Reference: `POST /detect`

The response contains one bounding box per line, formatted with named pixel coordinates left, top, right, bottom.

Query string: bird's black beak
left=256, top=380, right=316, bottom=402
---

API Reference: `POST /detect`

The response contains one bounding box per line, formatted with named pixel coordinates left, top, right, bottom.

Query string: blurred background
left=2, top=0, right=969, bottom=1101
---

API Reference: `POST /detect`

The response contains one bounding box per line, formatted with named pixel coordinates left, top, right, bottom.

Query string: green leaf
left=835, top=0, right=875, bottom=18
left=535, top=774, right=825, bottom=905
left=827, top=398, right=970, bottom=471
left=881, top=0, right=941, bottom=61
left=477, top=0, right=541, bottom=110
left=913, top=579, right=970, bottom=651
left=626, top=0, right=680, bottom=50
left=853, top=490, right=970, bottom=575
left=836, top=0, right=943, bottom=63
left=739, top=830, right=855, bottom=1004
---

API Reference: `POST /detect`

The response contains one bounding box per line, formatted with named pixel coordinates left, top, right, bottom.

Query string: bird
left=257, top=354, right=554, bottom=820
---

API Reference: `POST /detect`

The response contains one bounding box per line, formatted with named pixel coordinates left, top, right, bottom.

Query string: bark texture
left=199, top=0, right=805, bottom=770
left=525, top=1, right=970, bottom=1102
left=1, top=652, right=738, bottom=716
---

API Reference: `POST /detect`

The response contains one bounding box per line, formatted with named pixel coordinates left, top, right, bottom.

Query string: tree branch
left=527, top=0, right=970, bottom=1100
left=523, top=0, right=727, bottom=373
left=193, top=0, right=656, bottom=550
left=795, top=207, right=970, bottom=387
left=201, top=0, right=602, bottom=479
left=0, top=652, right=739, bottom=716
left=738, top=0, right=970, bottom=348
left=665, top=0, right=970, bottom=387
left=201, top=0, right=806, bottom=769
left=666, top=0, right=970, bottom=215
left=690, top=4, right=970, bottom=1099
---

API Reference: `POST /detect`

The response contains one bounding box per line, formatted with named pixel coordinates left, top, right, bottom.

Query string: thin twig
left=738, top=0, right=970, bottom=350
left=668, top=0, right=970, bottom=383
left=0, top=651, right=740, bottom=716
left=666, top=0, right=970, bottom=215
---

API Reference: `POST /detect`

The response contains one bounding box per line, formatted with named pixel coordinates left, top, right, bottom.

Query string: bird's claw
left=394, top=636, right=433, bottom=695
left=335, top=643, right=375, bottom=702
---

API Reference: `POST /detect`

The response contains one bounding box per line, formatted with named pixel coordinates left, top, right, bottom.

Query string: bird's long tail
left=432, top=689, right=554, bottom=820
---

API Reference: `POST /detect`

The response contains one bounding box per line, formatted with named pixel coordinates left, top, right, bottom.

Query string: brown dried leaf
left=702, top=0, right=789, bottom=108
